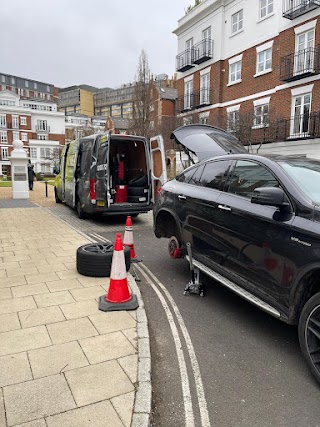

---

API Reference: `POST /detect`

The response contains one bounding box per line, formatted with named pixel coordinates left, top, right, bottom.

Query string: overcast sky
left=1, top=0, right=192, bottom=89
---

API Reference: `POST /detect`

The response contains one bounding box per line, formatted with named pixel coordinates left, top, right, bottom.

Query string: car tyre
left=127, top=186, right=147, bottom=196
left=298, top=292, right=320, bottom=384
left=77, top=243, right=131, bottom=277
left=54, top=187, right=62, bottom=203
left=128, top=175, right=148, bottom=187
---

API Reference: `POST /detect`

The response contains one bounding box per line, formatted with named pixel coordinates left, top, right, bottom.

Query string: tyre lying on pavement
left=76, top=243, right=131, bottom=277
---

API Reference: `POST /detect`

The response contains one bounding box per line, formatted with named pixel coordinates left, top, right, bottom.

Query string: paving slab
left=0, top=296, right=36, bottom=315
left=111, top=391, right=135, bottom=427
left=18, top=306, right=65, bottom=328
left=34, top=291, right=75, bottom=308
left=79, top=331, right=136, bottom=364
left=15, top=419, right=46, bottom=427
left=0, top=389, right=6, bottom=427
left=45, top=400, right=124, bottom=427
left=11, top=283, right=49, bottom=298
left=46, top=278, right=82, bottom=292
left=59, top=300, right=100, bottom=319
left=118, top=354, right=138, bottom=384
left=28, top=341, right=89, bottom=379
left=65, top=360, right=134, bottom=407
left=0, top=326, right=51, bottom=356
left=0, top=312, right=21, bottom=333
left=0, top=288, right=12, bottom=300
left=3, top=374, right=76, bottom=426
left=69, top=285, right=106, bottom=301
left=89, top=310, right=136, bottom=334
left=0, top=352, right=33, bottom=387
left=46, top=317, right=98, bottom=344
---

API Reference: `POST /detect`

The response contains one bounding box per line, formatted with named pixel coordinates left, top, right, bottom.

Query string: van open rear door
left=150, top=135, right=167, bottom=203
left=95, top=134, right=110, bottom=208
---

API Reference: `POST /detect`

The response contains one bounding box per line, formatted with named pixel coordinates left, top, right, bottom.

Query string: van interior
left=108, top=136, right=149, bottom=204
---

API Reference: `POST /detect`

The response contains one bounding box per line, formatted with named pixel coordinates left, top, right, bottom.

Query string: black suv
left=154, top=124, right=320, bottom=384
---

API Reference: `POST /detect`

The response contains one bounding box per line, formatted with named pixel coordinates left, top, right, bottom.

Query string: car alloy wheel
left=76, top=243, right=131, bottom=277
left=298, top=293, right=320, bottom=384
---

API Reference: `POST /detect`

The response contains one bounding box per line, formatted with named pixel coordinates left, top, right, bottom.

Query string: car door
left=212, top=159, right=294, bottom=305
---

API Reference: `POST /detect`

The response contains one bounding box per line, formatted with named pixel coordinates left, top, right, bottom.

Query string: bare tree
left=130, top=50, right=152, bottom=138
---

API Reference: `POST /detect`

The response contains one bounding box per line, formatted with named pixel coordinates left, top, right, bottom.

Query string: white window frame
left=1, top=147, right=9, bottom=160
left=0, top=131, right=8, bottom=142
left=228, top=54, right=242, bottom=85
left=259, top=0, right=273, bottom=21
left=200, top=67, right=211, bottom=105
left=12, top=115, right=19, bottom=129
left=255, top=47, right=273, bottom=76
left=202, top=27, right=211, bottom=40
left=0, top=115, right=6, bottom=128
left=30, top=147, right=37, bottom=159
left=226, top=104, right=240, bottom=132
left=21, top=133, right=28, bottom=142
left=231, top=10, right=243, bottom=35
left=290, top=85, right=313, bottom=138
left=12, top=131, right=19, bottom=141
left=253, top=97, right=270, bottom=128
left=37, top=134, right=48, bottom=140
left=20, top=116, right=27, bottom=125
left=294, top=26, right=315, bottom=76
left=184, top=76, right=194, bottom=110
left=37, top=120, right=48, bottom=131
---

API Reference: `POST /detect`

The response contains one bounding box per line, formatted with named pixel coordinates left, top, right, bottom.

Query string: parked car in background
left=154, top=124, right=320, bottom=385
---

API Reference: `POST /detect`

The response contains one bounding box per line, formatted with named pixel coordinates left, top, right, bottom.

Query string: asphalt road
left=48, top=206, right=320, bottom=427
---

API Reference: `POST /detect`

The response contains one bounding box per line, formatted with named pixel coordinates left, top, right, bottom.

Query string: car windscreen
left=279, top=159, right=320, bottom=204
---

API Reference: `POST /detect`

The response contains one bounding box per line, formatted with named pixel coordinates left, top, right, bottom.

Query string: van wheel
left=54, top=188, right=62, bottom=204
left=76, top=200, right=87, bottom=219
left=76, top=243, right=131, bottom=277
left=298, top=293, right=320, bottom=384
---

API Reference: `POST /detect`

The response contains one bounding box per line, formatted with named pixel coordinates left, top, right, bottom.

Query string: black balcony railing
left=280, top=47, right=320, bottom=81
left=176, top=89, right=213, bottom=113
left=193, top=39, right=213, bottom=65
left=176, top=48, right=195, bottom=72
left=236, top=112, right=320, bottom=146
left=283, top=0, right=320, bottom=19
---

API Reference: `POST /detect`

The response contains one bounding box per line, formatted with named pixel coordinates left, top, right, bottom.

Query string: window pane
left=228, top=160, right=278, bottom=198
left=200, top=160, right=232, bottom=190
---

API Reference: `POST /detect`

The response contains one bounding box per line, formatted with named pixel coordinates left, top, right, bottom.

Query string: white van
left=54, top=132, right=166, bottom=218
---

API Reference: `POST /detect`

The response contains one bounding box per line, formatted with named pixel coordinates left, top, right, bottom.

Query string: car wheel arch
left=289, top=267, right=320, bottom=324
left=154, top=208, right=182, bottom=240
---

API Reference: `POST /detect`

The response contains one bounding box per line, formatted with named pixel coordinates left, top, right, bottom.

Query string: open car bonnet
left=170, top=124, right=247, bottom=162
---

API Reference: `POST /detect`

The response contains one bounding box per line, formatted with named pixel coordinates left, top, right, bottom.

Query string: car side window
left=176, top=166, right=199, bottom=183
left=228, top=160, right=279, bottom=199
left=199, top=160, right=232, bottom=191
left=188, top=164, right=205, bottom=185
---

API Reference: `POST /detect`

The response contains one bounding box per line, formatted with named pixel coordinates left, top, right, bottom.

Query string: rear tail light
left=90, top=179, right=96, bottom=203
left=157, top=187, right=163, bottom=196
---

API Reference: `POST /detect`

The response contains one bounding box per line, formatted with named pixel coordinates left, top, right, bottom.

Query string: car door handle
left=178, top=195, right=187, bottom=200
left=218, top=204, right=231, bottom=211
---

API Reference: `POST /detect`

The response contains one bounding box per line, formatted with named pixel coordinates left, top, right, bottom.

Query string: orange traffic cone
left=99, top=233, right=138, bottom=311
left=123, top=216, right=141, bottom=263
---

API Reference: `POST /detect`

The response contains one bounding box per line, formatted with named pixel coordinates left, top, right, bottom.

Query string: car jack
left=184, top=242, right=204, bottom=297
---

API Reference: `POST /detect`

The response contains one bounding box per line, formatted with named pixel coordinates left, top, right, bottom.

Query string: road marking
left=136, top=262, right=211, bottom=427
left=85, top=231, right=210, bottom=426
left=136, top=263, right=195, bottom=427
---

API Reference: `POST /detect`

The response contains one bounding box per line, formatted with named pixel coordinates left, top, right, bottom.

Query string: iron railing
left=176, top=48, right=195, bottom=72
left=176, top=89, right=213, bottom=113
left=280, top=47, right=320, bottom=81
left=193, top=39, right=213, bottom=65
left=283, top=0, right=320, bottom=19
left=236, top=112, right=320, bottom=146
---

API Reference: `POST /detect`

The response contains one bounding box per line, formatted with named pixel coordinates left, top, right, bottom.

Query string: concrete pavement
left=0, top=182, right=151, bottom=427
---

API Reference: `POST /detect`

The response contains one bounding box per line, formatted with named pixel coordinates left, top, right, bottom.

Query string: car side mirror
left=251, top=187, right=290, bottom=211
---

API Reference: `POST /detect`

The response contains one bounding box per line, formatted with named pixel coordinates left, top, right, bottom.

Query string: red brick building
left=173, top=0, right=320, bottom=157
